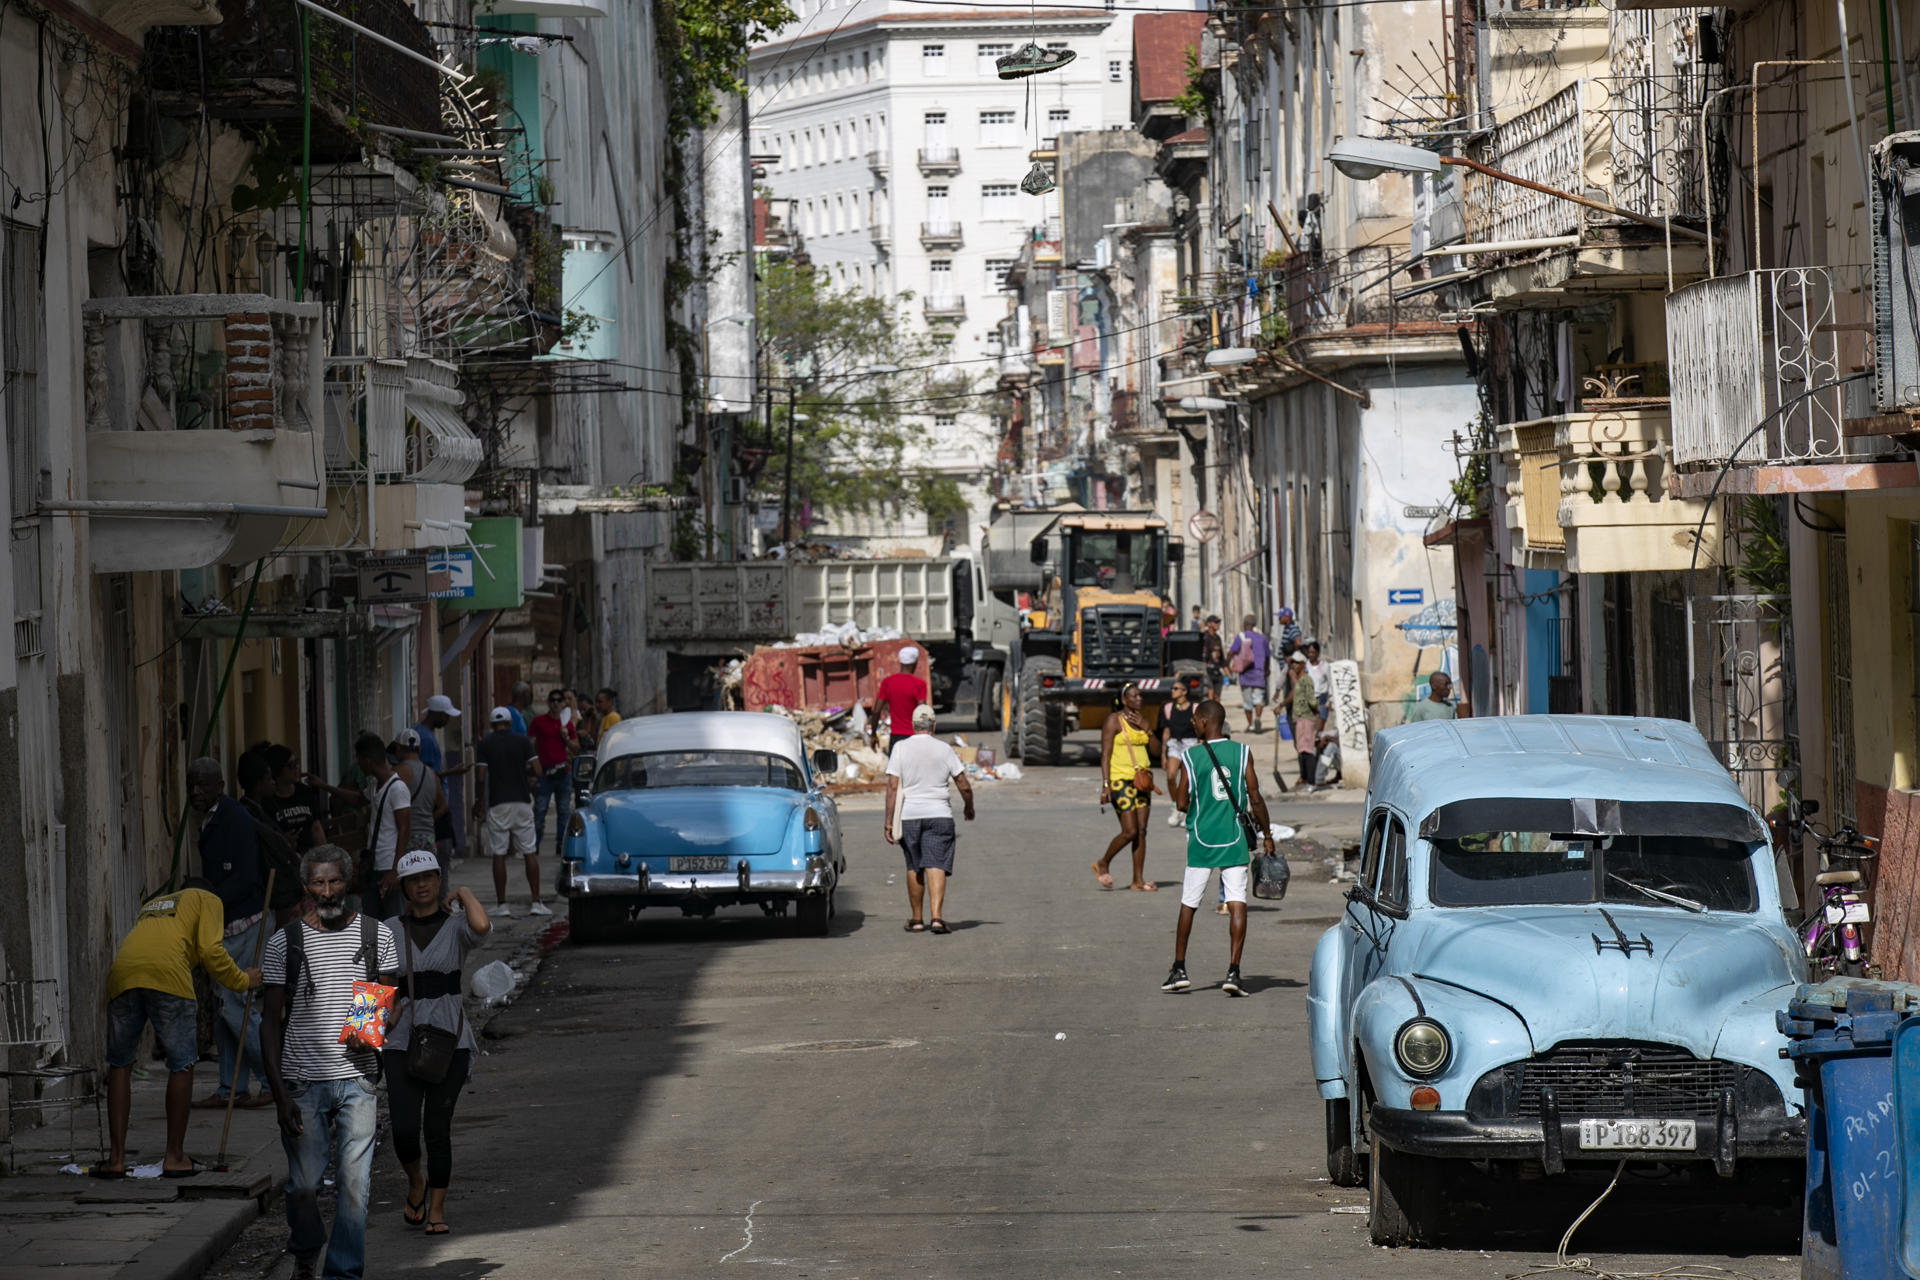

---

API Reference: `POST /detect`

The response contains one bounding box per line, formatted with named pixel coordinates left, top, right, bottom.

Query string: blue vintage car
left=559, top=712, right=845, bottom=942
left=1309, top=715, right=1806, bottom=1246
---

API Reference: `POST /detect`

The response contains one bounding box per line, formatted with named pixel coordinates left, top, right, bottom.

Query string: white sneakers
left=488, top=903, right=516, bottom=918
left=527, top=900, right=553, bottom=916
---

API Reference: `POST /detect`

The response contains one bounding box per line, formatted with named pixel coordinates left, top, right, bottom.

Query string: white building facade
left=748, top=3, right=1157, bottom=538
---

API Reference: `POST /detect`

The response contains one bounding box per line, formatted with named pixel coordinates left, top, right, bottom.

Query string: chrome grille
left=1513, top=1044, right=1737, bottom=1120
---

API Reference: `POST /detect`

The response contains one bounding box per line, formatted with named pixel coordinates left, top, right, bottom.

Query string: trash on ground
left=470, top=960, right=518, bottom=1006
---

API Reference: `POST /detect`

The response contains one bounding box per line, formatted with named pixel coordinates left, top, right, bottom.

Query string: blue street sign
left=1387, top=588, right=1425, bottom=607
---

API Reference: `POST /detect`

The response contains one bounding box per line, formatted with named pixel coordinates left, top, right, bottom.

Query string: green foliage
left=658, top=0, right=795, bottom=142
left=757, top=259, right=975, bottom=526
left=1450, top=413, right=1492, bottom=516
left=1259, top=310, right=1289, bottom=345
left=1734, top=496, right=1791, bottom=598
left=1170, top=47, right=1213, bottom=124
left=231, top=129, right=301, bottom=213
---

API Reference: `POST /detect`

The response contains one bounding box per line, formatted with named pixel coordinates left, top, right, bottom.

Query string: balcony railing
left=1667, top=266, right=1880, bottom=469
left=1462, top=68, right=1709, bottom=246
left=144, top=0, right=442, bottom=156
left=1281, top=247, right=1446, bottom=339
left=917, top=147, right=962, bottom=175
left=1555, top=405, right=1721, bottom=573
left=867, top=150, right=890, bottom=177
left=920, top=221, right=964, bottom=249
left=870, top=223, right=892, bottom=250
left=924, top=295, right=967, bottom=320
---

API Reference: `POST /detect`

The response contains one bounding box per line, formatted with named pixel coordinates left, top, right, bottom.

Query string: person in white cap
left=473, top=707, right=544, bottom=916
left=884, top=704, right=974, bottom=933
left=871, top=646, right=930, bottom=756
left=412, top=695, right=462, bottom=776
left=383, top=849, right=488, bottom=1236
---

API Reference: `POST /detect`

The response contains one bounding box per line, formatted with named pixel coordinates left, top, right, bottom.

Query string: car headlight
left=1394, top=1019, right=1450, bottom=1076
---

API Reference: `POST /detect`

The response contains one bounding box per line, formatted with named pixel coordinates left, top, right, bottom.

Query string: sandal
left=424, top=1221, right=451, bottom=1235
left=904, top=920, right=927, bottom=932
left=403, top=1194, right=427, bottom=1226
left=929, top=919, right=951, bottom=934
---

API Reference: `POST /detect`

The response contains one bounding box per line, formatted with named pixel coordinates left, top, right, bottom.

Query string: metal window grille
left=3, top=221, right=41, bottom=518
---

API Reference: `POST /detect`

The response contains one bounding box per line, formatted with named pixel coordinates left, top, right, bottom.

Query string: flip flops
left=161, top=1165, right=201, bottom=1179
left=88, top=1166, right=127, bottom=1180
left=403, top=1194, right=427, bottom=1226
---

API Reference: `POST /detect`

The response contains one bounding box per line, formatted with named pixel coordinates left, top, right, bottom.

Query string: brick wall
left=224, top=311, right=274, bottom=431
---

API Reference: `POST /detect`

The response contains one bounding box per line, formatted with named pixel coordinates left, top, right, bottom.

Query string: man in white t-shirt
left=883, top=704, right=975, bottom=934
left=355, top=732, right=410, bottom=919
left=261, top=845, right=401, bottom=1280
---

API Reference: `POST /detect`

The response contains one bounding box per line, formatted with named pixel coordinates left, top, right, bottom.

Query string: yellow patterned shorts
left=1110, top=779, right=1151, bottom=812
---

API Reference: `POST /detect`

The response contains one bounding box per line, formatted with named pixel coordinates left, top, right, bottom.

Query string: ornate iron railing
left=1280, top=246, right=1444, bottom=339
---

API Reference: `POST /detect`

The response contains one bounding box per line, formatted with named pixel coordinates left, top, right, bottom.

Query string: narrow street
left=209, top=739, right=1799, bottom=1277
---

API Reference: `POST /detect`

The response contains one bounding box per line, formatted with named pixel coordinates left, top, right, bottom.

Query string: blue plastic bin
left=1778, top=979, right=1920, bottom=1279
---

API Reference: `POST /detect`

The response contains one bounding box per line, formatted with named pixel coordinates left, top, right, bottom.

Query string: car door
left=1339, top=809, right=1389, bottom=1018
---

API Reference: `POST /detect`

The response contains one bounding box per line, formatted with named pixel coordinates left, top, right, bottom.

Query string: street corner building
left=0, top=0, right=762, bottom=1121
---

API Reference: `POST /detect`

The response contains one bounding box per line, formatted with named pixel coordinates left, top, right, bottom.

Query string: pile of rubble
left=748, top=704, right=1023, bottom=788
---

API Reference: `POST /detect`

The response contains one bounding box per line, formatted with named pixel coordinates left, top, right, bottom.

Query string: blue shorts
left=105, top=989, right=199, bottom=1073
left=900, top=818, right=956, bottom=875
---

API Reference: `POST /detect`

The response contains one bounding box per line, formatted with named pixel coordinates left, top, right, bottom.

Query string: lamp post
left=780, top=383, right=805, bottom=546
left=1325, top=138, right=1707, bottom=243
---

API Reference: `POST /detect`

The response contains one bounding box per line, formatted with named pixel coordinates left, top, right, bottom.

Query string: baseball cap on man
left=490, top=706, right=513, bottom=724
left=911, top=704, right=937, bottom=730
left=396, top=849, right=440, bottom=879
left=425, top=694, right=461, bottom=717
left=397, top=728, right=421, bottom=749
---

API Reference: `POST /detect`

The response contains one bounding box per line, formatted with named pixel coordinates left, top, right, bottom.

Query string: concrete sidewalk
left=0, top=851, right=563, bottom=1280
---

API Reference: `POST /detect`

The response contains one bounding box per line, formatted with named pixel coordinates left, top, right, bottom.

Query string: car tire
left=1019, top=658, right=1063, bottom=765
left=568, top=899, right=617, bottom=946
left=1368, top=1136, right=1444, bottom=1246
left=1326, top=1099, right=1365, bottom=1187
left=797, top=892, right=831, bottom=936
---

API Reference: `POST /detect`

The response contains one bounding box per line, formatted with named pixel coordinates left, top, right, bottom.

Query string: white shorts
left=1182, top=863, right=1249, bottom=908
left=485, top=801, right=537, bottom=857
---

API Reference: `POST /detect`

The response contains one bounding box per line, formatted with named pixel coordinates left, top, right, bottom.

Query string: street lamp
left=1179, top=396, right=1232, bottom=411
left=1324, top=138, right=1707, bottom=242
left=1204, top=347, right=1260, bottom=369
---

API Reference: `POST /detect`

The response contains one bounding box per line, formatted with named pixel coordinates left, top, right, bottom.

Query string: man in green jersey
left=1163, top=700, right=1275, bottom=995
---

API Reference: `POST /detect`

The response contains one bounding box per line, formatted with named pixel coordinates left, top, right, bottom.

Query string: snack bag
left=338, top=980, right=397, bottom=1049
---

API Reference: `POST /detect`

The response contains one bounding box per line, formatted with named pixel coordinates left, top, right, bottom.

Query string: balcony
left=1556, top=405, right=1721, bottom=573
left=77, top=295, right=328, bottom=572
left=917, top=147, right=962, bottom=176
left=870, top=223, right=892, bottom=252
left=924, top=295, right=967, bottom=321
left=867, top=150, right=890, bottom=179
left=920, top=221, right=964, bottom=249
left=311, top=355, right=479, bottom=550
left=1456, top=73, right=1709, bottom=294
left=1666, top=266, right=1904, bottom=494
left=144, top=0, right=442, bottom=159
left=1282, top=247, right=1447, bottom=341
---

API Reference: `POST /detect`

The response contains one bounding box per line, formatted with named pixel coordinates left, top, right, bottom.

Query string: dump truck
left=982, top=507, right=1205, bottom=766
left=645, top=557, right=1007, bottom=725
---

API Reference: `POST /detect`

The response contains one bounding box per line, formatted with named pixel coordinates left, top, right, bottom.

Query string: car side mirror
left=1168, top=541, right=1185, bottom=566
left=812, top=749, right=839, bottom=775
left=1345, top=883, right=1374, bottom=908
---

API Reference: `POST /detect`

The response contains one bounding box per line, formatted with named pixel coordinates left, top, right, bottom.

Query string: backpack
left=282, top=914, right=383, bottom=1020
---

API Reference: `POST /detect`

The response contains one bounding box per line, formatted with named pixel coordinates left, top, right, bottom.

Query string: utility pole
left=780, top=382, right=798, bottom=545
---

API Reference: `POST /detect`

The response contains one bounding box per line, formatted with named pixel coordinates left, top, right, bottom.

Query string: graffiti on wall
left=1327, top=659, right=1369, bottom=759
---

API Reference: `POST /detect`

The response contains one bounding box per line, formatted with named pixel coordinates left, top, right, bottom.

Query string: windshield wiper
left=1606, top=873, right=1706, bottom=914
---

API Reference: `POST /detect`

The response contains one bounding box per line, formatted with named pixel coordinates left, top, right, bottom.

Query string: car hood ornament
left=1591, top=907, right=1655, bottom=956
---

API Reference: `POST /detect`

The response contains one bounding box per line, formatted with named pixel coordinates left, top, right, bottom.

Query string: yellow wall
left=1844, top=494, right=1920, bottom=793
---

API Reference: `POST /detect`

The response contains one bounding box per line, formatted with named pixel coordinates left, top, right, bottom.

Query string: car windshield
left=1429, top=832, right=1758, bottom=912
left=1066, top=529, right=1162, bottom=591
left=594, top=750, right=805, bottom=793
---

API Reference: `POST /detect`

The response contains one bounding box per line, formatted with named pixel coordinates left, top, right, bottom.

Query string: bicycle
left=1801, top=823, right=1878, bottom=979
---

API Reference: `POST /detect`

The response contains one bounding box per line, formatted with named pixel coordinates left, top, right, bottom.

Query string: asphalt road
left=210, top=733, right=1803, bottom=1278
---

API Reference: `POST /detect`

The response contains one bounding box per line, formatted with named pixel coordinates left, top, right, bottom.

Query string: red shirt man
left=528, top=692, right=576, bottom=771
left=874, top=646, right=929, bottom=750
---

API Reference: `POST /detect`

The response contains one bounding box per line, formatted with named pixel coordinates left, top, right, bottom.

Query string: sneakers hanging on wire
left=996, top=41, right=1075, bottom=79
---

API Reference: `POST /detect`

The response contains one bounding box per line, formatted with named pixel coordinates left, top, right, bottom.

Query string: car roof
left=597, top=711, right=806, bottom=766
left=1370, top=715, right=1752, bottom=821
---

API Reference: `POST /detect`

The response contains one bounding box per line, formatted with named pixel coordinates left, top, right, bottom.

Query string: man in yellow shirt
left=98, top=880, right=261, bottom=1178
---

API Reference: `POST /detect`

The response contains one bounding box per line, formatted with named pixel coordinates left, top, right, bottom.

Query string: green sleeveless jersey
left=1185, top=739, right=1250, bottom=869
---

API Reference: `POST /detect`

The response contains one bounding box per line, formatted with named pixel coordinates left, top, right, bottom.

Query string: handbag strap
left=1195, top=738, right=1258, bottom=845
left=1122, top=718, right=1149, bottom=773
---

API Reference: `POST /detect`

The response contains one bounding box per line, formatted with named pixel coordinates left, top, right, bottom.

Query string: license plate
left=1826, top=901, right=1872, bottom=924
left=668, top=855, right=730, bottom=873
left=1577, top=1119, right=1697, bottom=1151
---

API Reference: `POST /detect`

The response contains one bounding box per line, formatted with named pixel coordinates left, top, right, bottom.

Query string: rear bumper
left=560, top=857, right=834, bottom=901
left=1368, top=1106, right=1805, bottom=1176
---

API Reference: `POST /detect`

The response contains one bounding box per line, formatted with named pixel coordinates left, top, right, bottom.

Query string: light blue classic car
left=1309, top=715, right=1806, bottom=1246
left=559, top=712, right=845, bottom=942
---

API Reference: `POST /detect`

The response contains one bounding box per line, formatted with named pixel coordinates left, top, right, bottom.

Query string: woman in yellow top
left=1094, top=682, right=1162, bottom=891
left=99, top=880, right=262, bottom=1178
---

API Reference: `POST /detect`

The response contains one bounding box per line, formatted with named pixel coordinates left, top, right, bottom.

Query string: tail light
left=804, top=808, right=822, bottom=831
left=1409, top=1086, right=1441, bottom=1111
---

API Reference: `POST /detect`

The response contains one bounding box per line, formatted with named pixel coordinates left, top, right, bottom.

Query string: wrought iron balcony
left=924, top=294, right=967, bottom=321
left=1461, top=71, right=1708, bottom=249
left=917, top=147, right=962, bottom=176
left=1667, top=265, right=1884, bottom=476
left=144, top=0, right=443, bottom=159
left=1281, top=246, right=1445, bottom=340
left=920, top=221, right=964, bottom=249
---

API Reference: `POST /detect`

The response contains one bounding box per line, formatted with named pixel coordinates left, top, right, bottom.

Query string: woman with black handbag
left=384, top=850, right=491, bottom=1235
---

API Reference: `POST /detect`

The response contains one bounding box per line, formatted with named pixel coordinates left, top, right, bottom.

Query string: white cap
left=490, top=706, right=514, bottom=724
left=898, top=645, right=921, bottom=666
left=396, top=849, right=441, bottom=879
left=397, top=728, right=421, bottom=749
left=425, top=694, right=461, bottom=717
left=911, top=703, right=937, bottom=729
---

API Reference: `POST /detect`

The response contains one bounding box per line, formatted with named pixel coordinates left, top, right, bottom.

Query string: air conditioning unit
left=1871, top=131, right=1920, bottom=410
left=725, top=475, right=751, bottom=506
